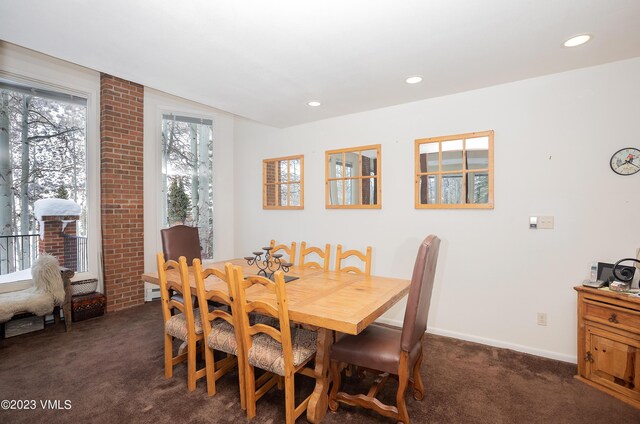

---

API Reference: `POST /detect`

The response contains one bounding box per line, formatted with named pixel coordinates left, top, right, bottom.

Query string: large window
left=0, top=80, right=88, bottom=275
left=415, top=130, right=494, bottom=209
left=161, top=114, right=214, bottom=258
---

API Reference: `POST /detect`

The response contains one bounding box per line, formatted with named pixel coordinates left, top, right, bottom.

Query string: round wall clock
left=610, top=147, right=640, bottom=176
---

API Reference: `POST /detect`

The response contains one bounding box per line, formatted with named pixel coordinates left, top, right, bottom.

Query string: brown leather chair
left=161, top=225, right=201, bottom=306
left=161, top=225, right=201, bottom=264
left=328, top=235, right=441, bottom=424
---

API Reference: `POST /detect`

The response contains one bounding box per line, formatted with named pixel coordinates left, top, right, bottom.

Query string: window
left=0, top=80, right=88, bottom=275
left=263, top=155, right=304, bottom=209
left=161, top=114, right=214, bottom=258
left=326, top=144, right=381, bottom=209
left=415, top=130, right=493, bottom=209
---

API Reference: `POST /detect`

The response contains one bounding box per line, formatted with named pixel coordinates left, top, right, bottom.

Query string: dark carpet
left=1, top=302, right=638, bottom=424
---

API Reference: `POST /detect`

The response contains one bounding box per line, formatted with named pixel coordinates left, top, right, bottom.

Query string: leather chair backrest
left=400, top=235, right=441, bottom=352
left=161, top=225, right=201, bottom=264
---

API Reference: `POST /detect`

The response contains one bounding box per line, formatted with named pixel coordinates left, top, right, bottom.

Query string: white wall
left=233, top=57, right=640, bottom=362
left=143, top=88, right=236, bottom=277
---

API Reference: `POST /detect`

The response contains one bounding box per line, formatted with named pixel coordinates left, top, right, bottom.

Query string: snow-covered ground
left=0, top=268, right=34, bottom=294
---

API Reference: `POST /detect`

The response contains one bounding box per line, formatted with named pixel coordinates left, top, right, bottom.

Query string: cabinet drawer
left=584, top=301, right=640, bottom=331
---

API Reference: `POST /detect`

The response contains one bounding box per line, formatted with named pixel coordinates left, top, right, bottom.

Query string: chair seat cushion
left=207, top=320, right=238, bottom=355
left=248, top=328, right=317, bottom=376
left=330, top=324, right=421, bottom=375
left=165, top=308, right=205, bottom=341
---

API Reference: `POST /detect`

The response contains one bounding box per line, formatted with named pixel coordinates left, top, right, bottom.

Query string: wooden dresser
left=575, top=286, right=640, bottom=408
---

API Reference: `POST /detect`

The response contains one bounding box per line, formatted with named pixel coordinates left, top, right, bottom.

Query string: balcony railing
left=0, top=234, right=40, bottom=276
left=63, top=234, right=88, bottom=273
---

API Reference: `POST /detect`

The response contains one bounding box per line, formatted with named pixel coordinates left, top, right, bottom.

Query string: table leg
left=307, top=328, right=333, bottom=423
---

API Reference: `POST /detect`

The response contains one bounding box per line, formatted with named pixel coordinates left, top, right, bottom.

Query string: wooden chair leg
left=245, top=365, right=257, bottom=419
left=412, top=349, right=424, bottom=401
left=328, top=360, right=342, bottom=412
left=236, top=353, right=247, bottom=410
left=187, top=340, right=197, bottom=392
left=284, top=374, right=296, bottom=424
left=164, top=334, right=174, bottom=379
left=396, top=353, right=411, bottom=424
left=204, top=345, right=216, bottom=396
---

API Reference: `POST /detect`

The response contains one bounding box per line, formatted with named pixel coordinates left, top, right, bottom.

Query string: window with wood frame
left=263, top=155, right=304, bottom=209
left=326, top=144, right=381, bottom=209
left=415, top=130, right=493, bottom=209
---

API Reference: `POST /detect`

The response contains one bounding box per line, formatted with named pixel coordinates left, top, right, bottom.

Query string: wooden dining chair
left=156, top=253, right=206, bottom=392
left=299, top=242, right=331, bottom=271
left=192, top=259, right=246, bottom=406
left=335, top=244, right=372, bottom=276
left=270, top=240, right=297, bottom=266
left=328, top=235, right=441, bottom=424
left=232, top=267, right=317, bottom=424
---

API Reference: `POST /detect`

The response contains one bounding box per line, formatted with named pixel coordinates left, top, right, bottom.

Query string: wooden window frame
left=262, top=155, right=304, bottom=210
left=414, top=130, right=494, bottom=209
left=325, top=144, right=381, bottom=209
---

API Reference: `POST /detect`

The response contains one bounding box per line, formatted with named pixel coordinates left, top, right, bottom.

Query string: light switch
left=529, top=216, right=554, bottom=229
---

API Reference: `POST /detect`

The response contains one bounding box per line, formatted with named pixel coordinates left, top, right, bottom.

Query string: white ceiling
left=1, top=1, right=639, bottom=128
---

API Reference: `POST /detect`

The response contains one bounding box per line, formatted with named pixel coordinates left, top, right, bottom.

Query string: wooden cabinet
left=575, top=287, right=640, bottom=408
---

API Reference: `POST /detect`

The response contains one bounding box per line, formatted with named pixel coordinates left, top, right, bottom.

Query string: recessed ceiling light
left=563, top=34, right=592, bottom=47
left=405, top=76, right=423, bottom=84
left=307, top=101, right=321, bottom=107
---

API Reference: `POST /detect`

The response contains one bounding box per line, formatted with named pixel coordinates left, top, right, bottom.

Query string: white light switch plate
left=537, top=216, right=554, bottom=229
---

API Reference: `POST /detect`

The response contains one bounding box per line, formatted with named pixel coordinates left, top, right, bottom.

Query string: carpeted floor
left=1, top=302, right=638, bottom=424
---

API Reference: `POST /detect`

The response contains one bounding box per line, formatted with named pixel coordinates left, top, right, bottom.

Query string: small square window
left=263, top=155, right=304, bottom=209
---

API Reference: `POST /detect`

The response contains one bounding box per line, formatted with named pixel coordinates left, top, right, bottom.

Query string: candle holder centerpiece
left=244, top=246, right=294, bottom=280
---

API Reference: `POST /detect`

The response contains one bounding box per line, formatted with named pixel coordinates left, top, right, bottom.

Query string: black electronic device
left=597, top=261, right=637, bottom=285
left=612, top=258, right=640, bottom=283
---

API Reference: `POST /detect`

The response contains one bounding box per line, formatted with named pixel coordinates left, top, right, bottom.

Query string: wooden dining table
left=141, top=258, right=411, bottom=423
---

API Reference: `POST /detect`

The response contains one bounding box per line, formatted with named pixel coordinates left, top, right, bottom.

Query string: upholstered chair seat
left=164, top=308, right=206, bottom=341
left=207, top=320, right=239, bottom=356
left=247, top=328, right=317, bottom=376
left=330, top=324, right=421, bottom=375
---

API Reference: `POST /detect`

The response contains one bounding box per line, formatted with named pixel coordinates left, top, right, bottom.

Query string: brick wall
left=38, top=215, right=78, bottom=267
left=100, top=74, right=144, bottom=312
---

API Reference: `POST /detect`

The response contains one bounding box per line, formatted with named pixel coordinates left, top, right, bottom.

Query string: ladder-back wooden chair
left=156, top=253, right=206, bottom=392
left=192, top=259, right=246, bottom=405
left=335, top=245, right=372, bottom=276
left=269, top=240, right=297, bottom=266
left=232, top=267, right=317, bottom=424
left=328, top=235, right=441, bottom=423
left=298, top=242, right=331, bottom=271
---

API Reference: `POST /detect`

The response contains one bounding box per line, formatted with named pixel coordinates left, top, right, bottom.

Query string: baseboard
left=375, top=317, right=577, bottom=364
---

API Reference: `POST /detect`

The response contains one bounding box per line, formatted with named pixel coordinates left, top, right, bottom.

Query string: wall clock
left=610, top=147, right=640, bottom=176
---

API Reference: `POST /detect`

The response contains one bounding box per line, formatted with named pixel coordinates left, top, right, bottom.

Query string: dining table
left=141, top=257, right=411, bottom=423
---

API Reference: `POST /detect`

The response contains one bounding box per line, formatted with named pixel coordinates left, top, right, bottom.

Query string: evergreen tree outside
left=56, top=185, right=69, bottom=199
left=167, top=178, right=190, bottom=225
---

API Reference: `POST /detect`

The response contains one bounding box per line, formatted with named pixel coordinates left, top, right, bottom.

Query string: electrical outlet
left=537, top=312, right=547, bottom=326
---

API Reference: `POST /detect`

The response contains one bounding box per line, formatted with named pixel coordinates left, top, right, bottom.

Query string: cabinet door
left=585, top=325, right=640, bottom=401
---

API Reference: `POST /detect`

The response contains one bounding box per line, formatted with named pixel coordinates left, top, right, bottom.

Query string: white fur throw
left=0, top=253, right=64, bottom=323
left=32, top=253, right=65, bottom=305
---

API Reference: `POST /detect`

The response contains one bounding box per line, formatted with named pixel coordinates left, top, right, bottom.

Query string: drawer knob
left=608, top=313, right=619, bottom=324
